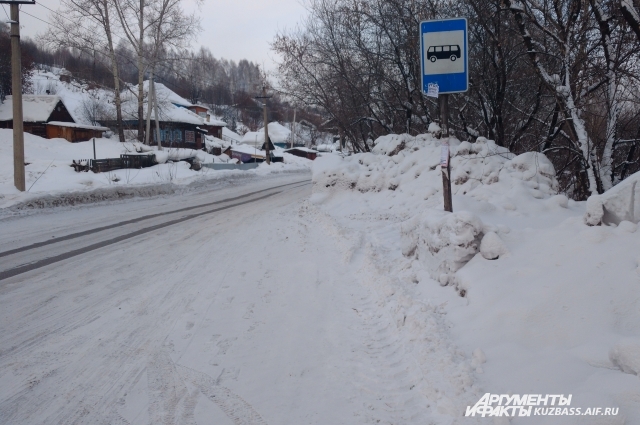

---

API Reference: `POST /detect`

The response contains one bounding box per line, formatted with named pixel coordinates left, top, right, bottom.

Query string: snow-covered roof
left=204, top=135, right=232, bottom=150
left=47, top=121, right=109, bottom=131
left=231, top=144, right=266, bottom=158
left=118, top=84, right=204, bottom=125
left=204, top=116, right=227, bottom=126
left=0, top=95, right=64, bottom=122
left=222, top=127, right=242, bottom=142
left=145, top=81, right=193, bottom=108
left=260, top=122, right=291, bottom=143
left=316, top=143, right=335, bottom=152
left=240, top=131, right=265, bottom=147
left=285, top=147, right=317, bottom=153
left=242, top=122, right=292, bottom=146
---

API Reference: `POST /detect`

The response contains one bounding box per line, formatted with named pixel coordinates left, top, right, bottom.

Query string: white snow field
left=311, top=133, right=640, bottom=424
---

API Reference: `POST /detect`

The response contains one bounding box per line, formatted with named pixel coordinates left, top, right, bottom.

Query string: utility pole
left=152, top=77, right=161, bottom=151
left=439, top=94, right=453, bottom=212
left=3, top=0, right=35, bottom=191
left=144, top=72, right=153, bottom=145
left=255, top=85, right=272, bottom=164
left=291, top=108, right=296, bottom=149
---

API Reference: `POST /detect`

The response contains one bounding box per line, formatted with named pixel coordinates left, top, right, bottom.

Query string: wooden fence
left=71, top=154, right=156, bottom=173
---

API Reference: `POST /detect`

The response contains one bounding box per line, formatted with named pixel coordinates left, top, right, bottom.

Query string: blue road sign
left=420, top=18, right=468, bottom=95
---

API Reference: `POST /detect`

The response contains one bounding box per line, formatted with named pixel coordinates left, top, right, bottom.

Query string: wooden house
left=107, top=83, right=227, bottom=149
left=0, top=95, right=74, bottom=138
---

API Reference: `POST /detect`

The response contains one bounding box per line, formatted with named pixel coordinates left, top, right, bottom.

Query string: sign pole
left=255, top=87, right=272, bottom=164
left=440, top=94, right=453, bottom=212
left=419, top=17, right=467, bottom=213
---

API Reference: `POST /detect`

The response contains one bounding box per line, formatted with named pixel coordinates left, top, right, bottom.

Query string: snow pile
left=309, top=131, right=640, bottom=423
left=610, top=339, right=640, bottom=376
left=402, top=210, right=484, bottom=288
left=370, top=133, right=413, bottom=156
left=584, top=171, right=640, bottom=225
left=313, top=134, right=558, bottom=203
left=479, top=231, right=507, bottom=260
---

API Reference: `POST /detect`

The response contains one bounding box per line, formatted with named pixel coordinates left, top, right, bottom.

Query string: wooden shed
left=284, top=147, right=318, bottom=160
left=46, top=121, right=109, bottom=143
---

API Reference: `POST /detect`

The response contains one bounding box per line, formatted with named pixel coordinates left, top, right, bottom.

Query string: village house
left=106, top=82, right=227, bottom=149
left=0, top=95, right=108, bottom=142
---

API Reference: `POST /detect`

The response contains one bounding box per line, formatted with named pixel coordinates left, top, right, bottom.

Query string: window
left=198, top=112, right=206, bottom=117
left=174, top=130, right=182, bottom=141
left=185, top=130, right=195, bottom=143
left=443, top=46, right=450, bottom=52
left=435, top=46, right=442, bottom=52
left=428, top=46, right=434, bottom=52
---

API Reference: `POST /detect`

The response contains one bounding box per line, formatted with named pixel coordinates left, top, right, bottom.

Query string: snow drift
left=310, top=131, right=640, bottom=423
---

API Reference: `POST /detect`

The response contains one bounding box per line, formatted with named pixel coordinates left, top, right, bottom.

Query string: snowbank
left=309, top=131, right=640, bottom=423
left=584, top=171, right=640, bottom=225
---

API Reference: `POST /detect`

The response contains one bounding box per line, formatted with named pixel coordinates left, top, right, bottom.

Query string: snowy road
left=0, top=174, right=446, bottom=425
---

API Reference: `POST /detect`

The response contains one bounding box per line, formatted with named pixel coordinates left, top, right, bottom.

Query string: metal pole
left=262, top=86, right=270, bottom=165
left=11, top=4, right=25, bottom=191
left=440, top=94, right=453, bottom=212
left=93, top=137, right=96, bottom=160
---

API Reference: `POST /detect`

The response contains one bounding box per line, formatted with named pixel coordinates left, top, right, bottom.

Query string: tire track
left=177, top=364, right=269, bottom=425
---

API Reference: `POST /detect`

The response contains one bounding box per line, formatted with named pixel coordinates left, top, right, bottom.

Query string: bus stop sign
left=420, top=18, right=468, bottom=95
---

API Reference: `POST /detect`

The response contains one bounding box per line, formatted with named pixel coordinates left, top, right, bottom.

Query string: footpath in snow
left=309, top=132, right=640, bottom=424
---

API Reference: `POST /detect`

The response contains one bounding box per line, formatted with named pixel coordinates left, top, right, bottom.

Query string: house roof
left=285, top=147, right=318, bottom=153
left=260, top=122, right=291, bottom=143
left=222, top=127, right=242, bottom=142
left=230, top=144, right=267, bottom=157
left=0, top=95, right=65, bottom=122
left=146, top=81, right=193, bottom=108
left=47, top=121, right=109, bottom=131
left=241, top=122, right=292, bottom=146
left=205, top=117, right=227, bottom=126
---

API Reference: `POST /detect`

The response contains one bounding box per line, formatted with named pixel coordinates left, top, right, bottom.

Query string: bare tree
left=45, top=0, right=126, bottom=143
left=114, top=0, right=200, bottom=142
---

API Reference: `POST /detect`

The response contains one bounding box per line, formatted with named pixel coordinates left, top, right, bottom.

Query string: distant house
left=229, top=144, right=267, bottom=163
left=0, top=95, right=106, bottom=142
left=241, top=122, right=292, bottom=148
left=103, top=82, right=227, bottom=149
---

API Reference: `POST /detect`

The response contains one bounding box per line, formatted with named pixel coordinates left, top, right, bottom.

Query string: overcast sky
left=9, top=0, right=308, bottom=70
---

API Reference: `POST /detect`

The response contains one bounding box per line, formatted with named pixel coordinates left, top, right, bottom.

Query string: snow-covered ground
left=1, top=128, right=638, bottom=424
left=0, top=174, right=458, bottom=425
left=0, top=129, right=312, bottom=209
left=309, top=133, right=640, bottom=424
